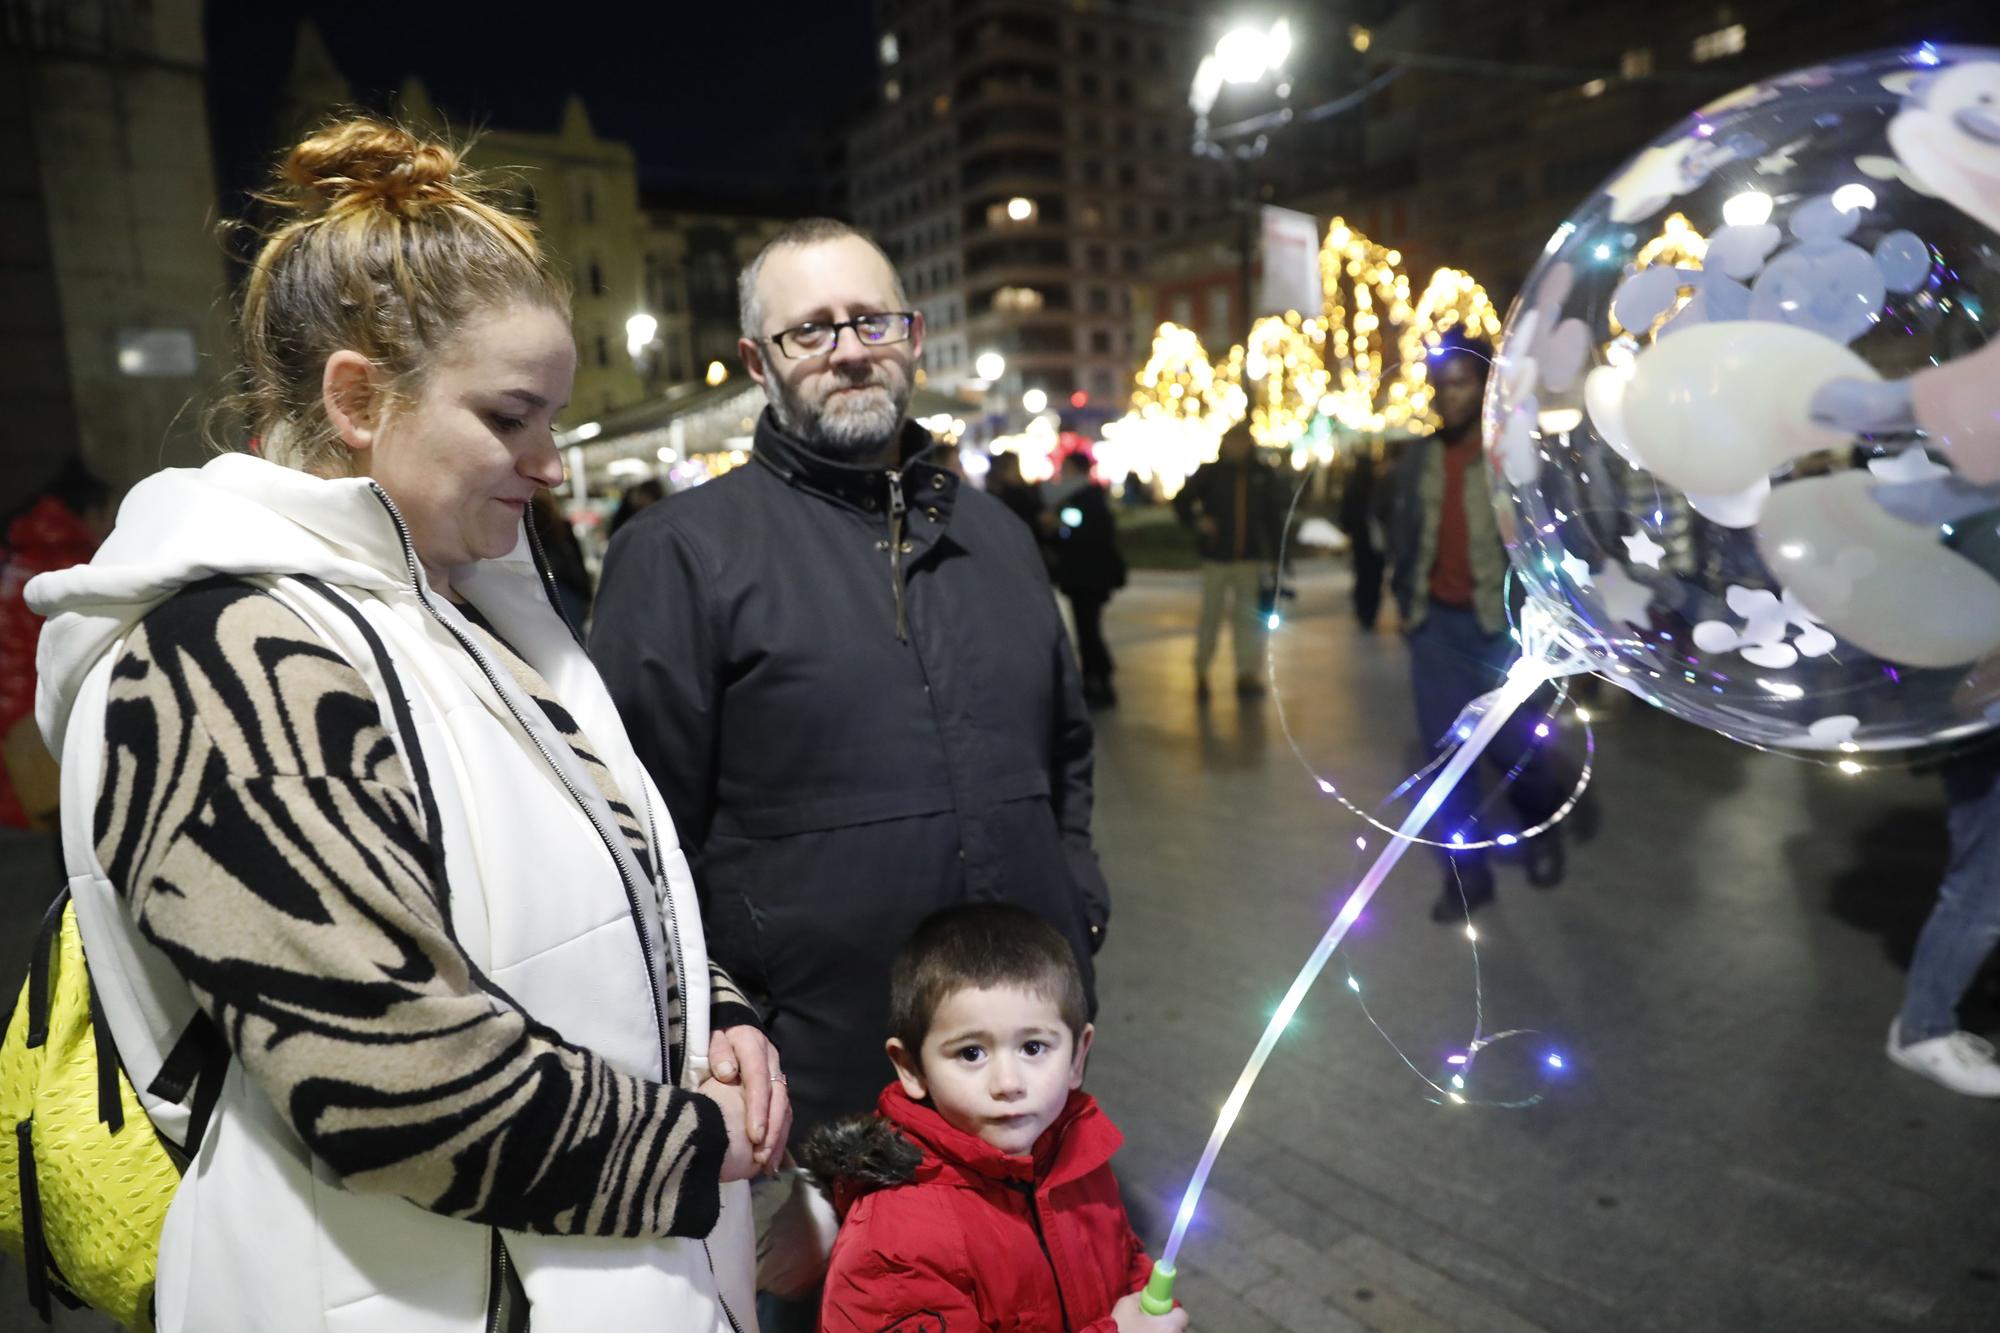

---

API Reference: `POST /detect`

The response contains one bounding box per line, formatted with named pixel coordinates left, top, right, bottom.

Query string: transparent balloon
left=1490, top=44, right=2000, bottom=754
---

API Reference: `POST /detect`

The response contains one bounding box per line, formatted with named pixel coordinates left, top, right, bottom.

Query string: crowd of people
left=4, top=111, right=1997, bottom=1333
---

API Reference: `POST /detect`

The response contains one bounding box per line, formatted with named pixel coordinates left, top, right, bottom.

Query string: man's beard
left=767, top=361, right=912, bottom=461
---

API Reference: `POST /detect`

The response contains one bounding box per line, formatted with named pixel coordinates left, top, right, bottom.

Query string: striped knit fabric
left=92, top=576, right=748, bottom=1238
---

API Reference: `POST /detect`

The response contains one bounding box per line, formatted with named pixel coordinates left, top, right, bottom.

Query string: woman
left=27, top=118, right=784, bottom=1331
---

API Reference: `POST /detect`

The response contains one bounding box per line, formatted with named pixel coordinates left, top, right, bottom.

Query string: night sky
left=204, top=0, right=879, bottom=207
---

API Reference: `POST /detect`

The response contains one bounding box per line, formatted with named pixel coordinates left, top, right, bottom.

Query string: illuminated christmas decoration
left=1128, top=322, right=1245, bottom=428
left=1318, top=217, right=1502, bottom=436
left=1633, top=211, right=1708, bottom=270
left=1235, top=311, right=1329, bottom=452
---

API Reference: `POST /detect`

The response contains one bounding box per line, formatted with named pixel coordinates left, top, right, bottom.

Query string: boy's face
left=889, top=985, right=1094, bottom=1158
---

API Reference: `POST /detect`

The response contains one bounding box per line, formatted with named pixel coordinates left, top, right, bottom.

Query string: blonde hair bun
left=280, top=117, right=462, bottom=215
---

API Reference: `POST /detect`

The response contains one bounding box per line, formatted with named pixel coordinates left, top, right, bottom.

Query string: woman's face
left=361, top=302, right=574, bottom=581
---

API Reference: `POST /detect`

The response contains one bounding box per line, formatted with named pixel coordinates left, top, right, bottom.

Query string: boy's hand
left=696, top=1077, right=761, bottom=1183
left=1112, top=1291, right=1188, bottom=1332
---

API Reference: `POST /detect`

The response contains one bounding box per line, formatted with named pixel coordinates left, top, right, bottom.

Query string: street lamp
left=1022, top=388, right=1049, bottom=415
left=625, top=312, right=658, bottom=361
left=1190, top=17, right=1294, bottom=352
left=975, top=350, right=1007, bottom=383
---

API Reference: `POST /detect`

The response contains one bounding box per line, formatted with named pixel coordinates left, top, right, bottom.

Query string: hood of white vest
left=27, top=452, right=529, bottom=757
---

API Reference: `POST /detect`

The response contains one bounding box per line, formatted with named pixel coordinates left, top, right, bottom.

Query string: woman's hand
left=706, top=1025, right=793, bottom=1175
left=696, top=1077, right=762, bottom=1183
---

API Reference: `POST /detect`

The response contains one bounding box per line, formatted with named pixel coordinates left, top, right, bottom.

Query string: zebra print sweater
left=93, top=575, right=755, bottom=1238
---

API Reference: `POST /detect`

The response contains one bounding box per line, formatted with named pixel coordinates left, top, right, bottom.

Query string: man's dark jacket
left=589, top=411, right=1110, bottom=1136
left=1172, top=457, right=1288, bottom=563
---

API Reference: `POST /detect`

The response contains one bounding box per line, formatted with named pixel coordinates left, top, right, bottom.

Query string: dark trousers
left=1070, top=593, right=1113, bottom=686
left=1407, top=602, right=1562, bottom=872
left=1352, top=540, right=1384, bottom=628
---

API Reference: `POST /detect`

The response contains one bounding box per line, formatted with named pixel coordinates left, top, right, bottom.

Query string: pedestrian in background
left=1046, top=451, right=1126, bottom=708
left=986, top=449, right=1046, bottom=535
left=588, top=218, right=1111, bottom=1330
left=1340, top=444, right=1385, bottom=631
left=0, top=458, right=113, bottom=832
left=1888, top=745, right=2000, bottom=1096
left=1174, top=423, right=1286, bottom=702
left=1385, top=335, right=1565, bottom=921
left=529, top=487, right=593, bottom=630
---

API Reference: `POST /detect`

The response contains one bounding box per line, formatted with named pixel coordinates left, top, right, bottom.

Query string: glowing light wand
left=1141, top=652, right=1557, bottom=1315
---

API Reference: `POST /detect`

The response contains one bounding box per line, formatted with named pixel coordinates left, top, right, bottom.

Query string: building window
left=1113, top=78, right=1132, bottom=105
left=1082, top=159, right=1104, bottom=184
left=1691, top=25, right=1745, bottom=63
left=1087, top=287, right=1109, bottom=314
left=1086, top=244, right=1108, bottom=269
left=1078, top=29, right=1099, bottom=56
left=1171, top=295, right=1194, bottom=326
left=595, top=333, right=610, bottom=368
left=1112, top=36, right=1131, bottom=62
left=1089, top=329, right=1113, bottom=354
left=1080, top=73, right=1100, bottom=98
left=1080, top=203, right=1103, bottom=229
left=589, top=258, right=606, bottom=297
left=885, top=78, right=902, bottom=102
left=1153, top=209, right=1172, bottom=235
left=879, top=32, right=899, bottom=65
left=995, top=286, right=1045, bottom=312
left=1621, top=47, right=1653, bottom=78
left=1122, top=248, right=1142, bottom=273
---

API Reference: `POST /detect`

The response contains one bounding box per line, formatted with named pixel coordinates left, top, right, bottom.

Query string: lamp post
left=1189, top=18, right=1293, bottom=351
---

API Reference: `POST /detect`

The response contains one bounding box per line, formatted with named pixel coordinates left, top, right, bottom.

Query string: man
left=1174, top=423, right=1286, bottom=701
left=1385, top=335, right=1565, bottom=920
left=590, top=216, right=1109, bottom=1144
left=1045, top=451, right=1126, bottom=708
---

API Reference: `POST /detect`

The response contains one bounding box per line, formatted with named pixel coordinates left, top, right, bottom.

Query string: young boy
left=803, top=904, right=1187, bottom=1332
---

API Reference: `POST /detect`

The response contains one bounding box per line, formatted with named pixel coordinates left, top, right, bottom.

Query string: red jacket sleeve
left=1075, top=1219, right=1156, bottom=1333
left=819, top=1192, right=988, bottom=1333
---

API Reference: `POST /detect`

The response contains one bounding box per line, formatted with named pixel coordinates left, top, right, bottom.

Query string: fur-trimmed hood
left=802, top=1081, right=1119, bottom=1221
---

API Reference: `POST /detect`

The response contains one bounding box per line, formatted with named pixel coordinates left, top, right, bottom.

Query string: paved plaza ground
left=4, top=562, right=1995, bottom=1331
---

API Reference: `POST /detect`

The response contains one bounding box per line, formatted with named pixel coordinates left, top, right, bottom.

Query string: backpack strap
left=23, top=886, right=69, bottom=1051
left=147, top=1016, right=229, bottom=1157
left=85, top=976, right=121, bottom=1134
left=14, top=1118, right=50, bottom=1320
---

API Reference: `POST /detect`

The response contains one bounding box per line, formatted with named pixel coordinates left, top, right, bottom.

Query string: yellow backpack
left=0, top=887, right=226, bottom=1331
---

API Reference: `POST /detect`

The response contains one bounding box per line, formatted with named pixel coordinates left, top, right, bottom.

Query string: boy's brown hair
left=888, top=904, right=1087, bottom=1053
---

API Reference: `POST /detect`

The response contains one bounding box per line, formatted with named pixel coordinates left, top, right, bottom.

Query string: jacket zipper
left=1018, top=1183, right=1073, bottom=1333
left=885, top=470, right=909, bottom=641
left=365, top=483, right=672, bottom=1080
left=486, top=1231, right=513, bottom=1333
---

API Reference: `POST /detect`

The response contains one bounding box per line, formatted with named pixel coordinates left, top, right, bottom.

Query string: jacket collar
left=750, top=408, right=958, bottom=520
left=876, top=1081, right=1122, bottom=1195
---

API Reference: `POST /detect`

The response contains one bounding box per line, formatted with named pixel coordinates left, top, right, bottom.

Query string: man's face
left=1432, top=355, right=1488, bottom=440
left=740, top=236, right=923, bottom=461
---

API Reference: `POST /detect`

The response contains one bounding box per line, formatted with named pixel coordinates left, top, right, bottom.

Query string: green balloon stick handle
left=1140, top=1262, right=1177, bottom=1315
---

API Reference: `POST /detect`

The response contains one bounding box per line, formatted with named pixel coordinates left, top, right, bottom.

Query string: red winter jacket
left=815, top=1083, right=1152, bottom=1333
left=0, top=497, right=99, bottom=826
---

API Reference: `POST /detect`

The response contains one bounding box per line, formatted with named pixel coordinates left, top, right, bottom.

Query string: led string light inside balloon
left=1141, top=646, right=1572, bottom=1315
left=1142, top=457, right=1592, bottom=1314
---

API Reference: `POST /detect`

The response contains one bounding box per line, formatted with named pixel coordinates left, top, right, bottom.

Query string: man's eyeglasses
left=763, top=312, right=917, bottom=360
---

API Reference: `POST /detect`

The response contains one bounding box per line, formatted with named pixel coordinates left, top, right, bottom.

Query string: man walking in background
left=1385, top=335, right=1565, bottom=920
left=1175, top=423, right=1286, bottom=702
